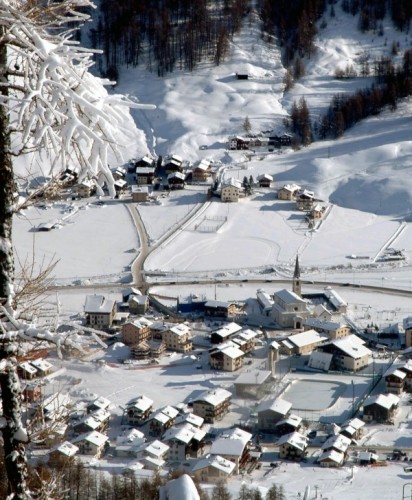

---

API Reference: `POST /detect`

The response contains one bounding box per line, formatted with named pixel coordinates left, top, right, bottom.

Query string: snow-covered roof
left=212, top=322, right=242, bottom=338
left=234, top=370, right=272, bottom=385
left=163, top=424, right=206, bottom=444
left=210, top=428, right=252, bottom=457
left=238, top=329, right=257, bottom=341
left=288, top=329, right=329, bottom=348
left=385, top=368, right=407, bottom=380
left=318, top=449, right=345, bottom=465
left=279, top=183, right=301, bottom=193
left=222, top=177, right=242, bottom=189
left=270, top=340, right=280, bottom=350
left=257, top=173, right=273, bottom=181
left=275, top=414, right=302, bottom=429
left=167, top=171, right=186, bottom=181
left=88, top=396, right=111, bottom=411
left=257, top=397, right=292, bottom=416
left=342, top=417, right=365, bottom=431
left=194, top=388, right=232, bottom=406
left=175, top=412, right=204, bottom=428
left=74, top=431, right=108, bottom=447
left=141, top=456, right=165, bottom=469
left=192, top=454, right=235, bottom=475
left=84, top=295, right=115, bottom=314
left=127, top=395, right=154, bottom=412
left=219, top=344, right=244, bottom=360
left=30, top=358, right=53, bottom=372
left=332, top=334, right=371, bottom=358
left=169, top=323, right=191, bottom=336
left=274, top=288, right=306, bottom=304
left=144, top=440, right=169, bottom=458
left=256, top=289, right=274, bottom=310
left=308, top=351, right=333, bottom=370
left=323, top=288, right=347, bottom=309
left=277, top=432, right=308, bottom=451
left=321, top=434, right=351, bottom=453
left=19, top=361, right=37, bottom=375
left=364, top=393, right=400, bottom=410
left=52, top=441, right=79, bottom=457
left=116, top=428, right=145, bottom=445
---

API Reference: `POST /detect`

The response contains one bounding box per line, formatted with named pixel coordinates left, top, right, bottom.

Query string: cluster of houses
left=228, top=134, right=292, bottom=151
left=278, top=183, right=327, bottom=225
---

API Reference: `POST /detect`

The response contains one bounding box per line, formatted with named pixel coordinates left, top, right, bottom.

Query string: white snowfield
left=11, top=5, right=412, bottom=500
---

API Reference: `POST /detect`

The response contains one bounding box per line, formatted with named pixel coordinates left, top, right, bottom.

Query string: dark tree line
left=319, top=49, right=412, bottom=139
left=257, top=0, right=327, bottom=65
left=88, top=0, right=250, bottom=78
left=342, top=0, right=412, bottom=33
left=0, top=450, right=287, bottom=500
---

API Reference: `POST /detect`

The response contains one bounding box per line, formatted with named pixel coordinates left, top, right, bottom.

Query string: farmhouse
left=277, top=432, right=308, bottom=461
left=84, top=295, right=116, bottom=329
left=277, top=184, right=301, bottom=201
left=167, top=171, right=186, bottom=189
left=339, top=418, right=365, bottom=441
left=296, top=189, right=315, bottom=210
left=135, top=167, right=156, bottom=185
left=257, top=173, right=273, bottom=188
left=229, top=136, right=250, bottom=150
left=192, top=388, right=232, bottom=423
left=192, top=159, right=212, bottom=182
left=221, top=177, right=243, bottom=202
left=164, top=155, right=183, bottom=173
left=362, top=393, right=400, bottom=423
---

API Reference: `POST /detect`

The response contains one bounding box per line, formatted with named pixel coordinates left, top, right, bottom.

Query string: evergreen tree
left=243, top=115, right=252, bottom=135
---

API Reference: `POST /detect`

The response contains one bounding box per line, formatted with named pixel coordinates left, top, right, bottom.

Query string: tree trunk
left=0, top=29, right=30, bottom=499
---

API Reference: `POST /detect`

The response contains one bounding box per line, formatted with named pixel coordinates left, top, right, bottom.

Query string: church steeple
left=293, top=254, right=302, bottom=297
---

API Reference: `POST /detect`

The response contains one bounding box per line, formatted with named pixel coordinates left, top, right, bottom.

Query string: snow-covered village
left=3, top=0, right=412, bottom=499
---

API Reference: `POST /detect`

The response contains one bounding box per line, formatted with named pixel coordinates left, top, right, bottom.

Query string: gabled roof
left=234, top=370, right=272, bottom=385
left=144, top=440, right=169, bottom=458
left=275, top=414, right=302, bottom=429
left=276, top=432, right=308, bottom=451
left=194, top=388, right=232, bottom=407
left=212, top=322, right=242, bottom=338
left=192, top=454, right=235, bottom=474
left=257, top=397, right=292, bottom=416
left=169, top=324, right=191, bottom=336
left=321, top=434, right=351, bottom=453
left=384, top=368, right=407, bottom=380
left=274, top=289, right=306, bottom=305
left=175, top=412, right=204, bottom=428
left=221, top=177, right=242, bottom=189
left=127, top=395, right=154, bottom=412
left=73, top=431, right=108, bottom=448
left=84, top=295, right=115, bottom=314
left=318, top=449, right=344, bottom=465
left=288, top=329, right=328, bottom=348
left=279, top=183, right=301, bottom=193
left=30, top=358, right=53, bottom=372
left=364, top=392, right=400, bottom=409
left=304, top=318, right=348, bottom=331
left=51, top=441, right=79, bottom=457
left=331, top=334, right=371, bottom=359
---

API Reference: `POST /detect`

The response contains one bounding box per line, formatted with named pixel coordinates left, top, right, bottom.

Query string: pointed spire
left=294, top=254, right=300, bottom=279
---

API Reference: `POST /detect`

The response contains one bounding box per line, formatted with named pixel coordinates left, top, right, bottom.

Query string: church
left=270, top=256, right=347, bottom=329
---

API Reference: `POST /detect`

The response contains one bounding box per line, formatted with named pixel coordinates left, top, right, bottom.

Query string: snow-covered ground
left=12, top=4, right=412, bottom=499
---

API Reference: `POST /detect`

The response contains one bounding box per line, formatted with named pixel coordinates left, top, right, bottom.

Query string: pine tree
left=243, top=116, right=252, bottom=135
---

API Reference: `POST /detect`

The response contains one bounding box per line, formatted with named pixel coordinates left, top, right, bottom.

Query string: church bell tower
left=292, top=254, right=302, bottom=297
